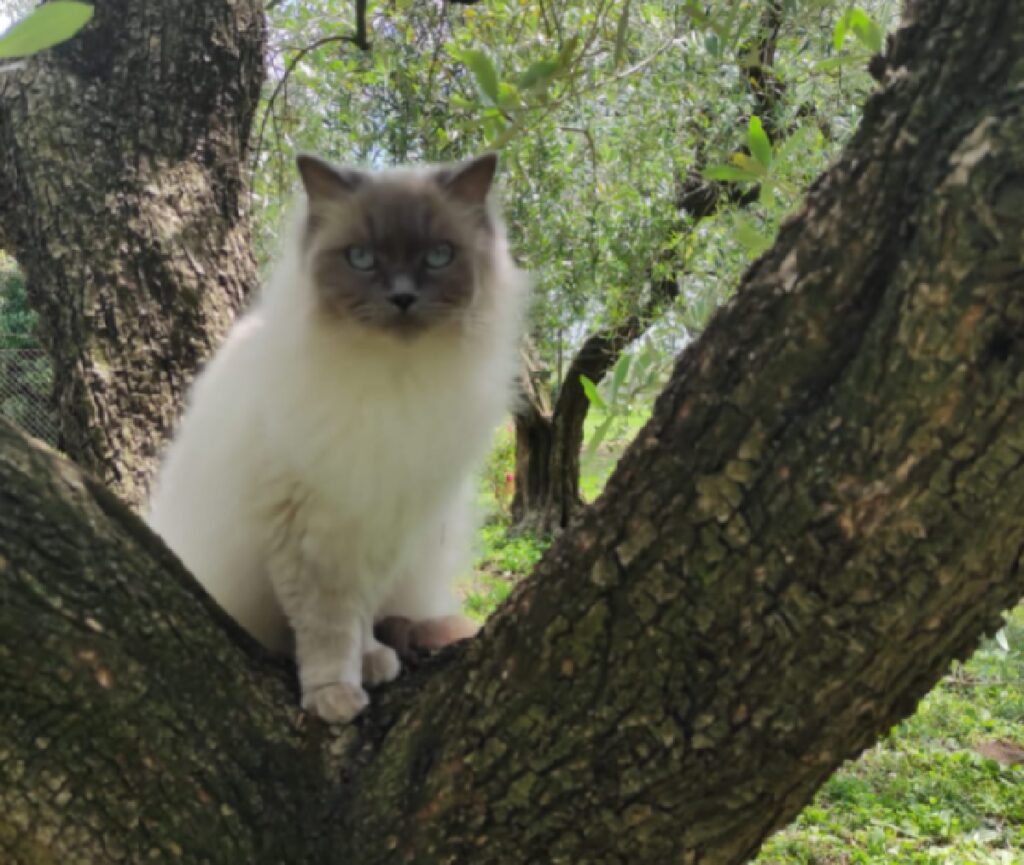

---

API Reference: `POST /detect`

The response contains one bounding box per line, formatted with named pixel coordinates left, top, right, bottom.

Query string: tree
left=0, top=0, right=264, bottom=506
left=510, top=273, right=678, bottom=530
left=2, top=0, right=1023, bottom=861
left=507, top=0, right=884, bottom=532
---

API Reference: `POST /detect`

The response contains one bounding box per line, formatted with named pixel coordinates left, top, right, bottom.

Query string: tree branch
left=0, top=420, right=328, bottom=860
left=252, top=29, right=370, bottom=181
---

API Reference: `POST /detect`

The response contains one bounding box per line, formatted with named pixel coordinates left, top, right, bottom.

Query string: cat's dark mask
left=297, top=153, right=498, bottom=336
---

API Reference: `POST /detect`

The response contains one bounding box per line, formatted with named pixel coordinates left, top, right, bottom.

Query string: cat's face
left=297, top=154, right=498, bottom=336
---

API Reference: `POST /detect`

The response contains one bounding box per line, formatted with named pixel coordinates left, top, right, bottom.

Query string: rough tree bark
left=0, top=0, right=264, bottom=506
left=511, top=0, right=786, bottom=533
left=2, top=0, right=1022, bottom=862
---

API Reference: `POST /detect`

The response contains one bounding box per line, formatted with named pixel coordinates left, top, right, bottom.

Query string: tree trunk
left=2, top=1, right=1022, bottom=862
left=512, top=304, right=669, bottom=533
left=0, top=0, right=265, bottom=507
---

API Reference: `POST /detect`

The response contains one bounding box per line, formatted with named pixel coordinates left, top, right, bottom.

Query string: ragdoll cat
left=147, top=152, right=526, bottom=723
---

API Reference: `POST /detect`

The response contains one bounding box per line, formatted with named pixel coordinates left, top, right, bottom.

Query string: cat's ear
left=296, top=154, right=364, bottom=201
left=438, top=153, right=498, bottom=204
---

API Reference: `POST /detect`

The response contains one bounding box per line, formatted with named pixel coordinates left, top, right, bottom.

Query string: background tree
left=1, top=0, right=1023, bottom=862
left=0, top=0, right=264, bottom=505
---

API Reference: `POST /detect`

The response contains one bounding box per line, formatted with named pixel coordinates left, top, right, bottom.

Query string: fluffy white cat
left=147, top=153, right=526, bottom=722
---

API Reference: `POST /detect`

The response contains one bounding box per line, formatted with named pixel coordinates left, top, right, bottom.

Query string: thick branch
left=548, top=276, right=679, bottom=513
left=0, top=421, right=329, bottom=861
left=512, top=273, right=677, bottom=528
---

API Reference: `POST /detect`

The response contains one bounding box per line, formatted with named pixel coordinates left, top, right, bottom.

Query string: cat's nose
left=389, top=291, right=417, bottom=312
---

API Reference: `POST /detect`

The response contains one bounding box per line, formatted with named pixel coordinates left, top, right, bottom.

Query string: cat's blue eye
left=345, top=245, right=376, bottom=271
left=424, top=242, right=455, bottom=269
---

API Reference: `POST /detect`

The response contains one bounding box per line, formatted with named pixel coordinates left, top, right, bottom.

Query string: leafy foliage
left=0, top=1, right=92, bottom=60
left=0, top=259, right=35, bottom=347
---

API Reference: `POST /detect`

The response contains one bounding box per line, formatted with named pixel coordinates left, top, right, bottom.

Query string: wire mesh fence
left=0, top=346, right=60, bottom=446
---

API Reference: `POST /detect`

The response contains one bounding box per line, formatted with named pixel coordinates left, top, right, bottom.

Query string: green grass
left=461, top=521, right=547, bottom=622
left=464, top=513, right=1024, bottom=864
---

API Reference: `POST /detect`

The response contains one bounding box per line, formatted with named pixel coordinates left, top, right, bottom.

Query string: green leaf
left=703, top=163, right=758, bottom=183
left=613, top=0, right=631, bottom=70
left=733, top=215, right=772, bottom=255
left=579, top=374, right=606, bottom=410
left=833, top=8, right=883, bottom=54
left=517, top=58, right=559, bottom=90
left=482, top=114, right=507, bottom=143
left=585, top=415, right=615, bottom=460
left=850, top=13, right=883, bottom=53
left=0, top=2, right=93, bottom=60
left=832, top=14, right=847, bottom=52
left=747, top=116, right=772, bottom=169
left=557, top=34, right=580, bottom=70
left=496, top=82, right=520, bottom=108
left=731, top=152, right=767, bottom=178
left=609, top=353, right=631, bottom=404
left=459, top=49, right=500, bottom=104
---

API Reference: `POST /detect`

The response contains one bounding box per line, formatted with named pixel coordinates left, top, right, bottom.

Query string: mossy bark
left=0, top=0, right=264, bottom=507
left=2, top=0, right=1024, bottom=863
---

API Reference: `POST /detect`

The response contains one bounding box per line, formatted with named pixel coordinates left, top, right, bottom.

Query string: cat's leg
left=374, top=614, right=479, bottom=660
left=410, top=615, right=479, bottom=650
left=376, top=502, right=479, bottom=656
left=267, top=539, right=371, bottom=723
left=290, top=585, right=369, bottom=723
left=361, top=618, right=401, bottom=686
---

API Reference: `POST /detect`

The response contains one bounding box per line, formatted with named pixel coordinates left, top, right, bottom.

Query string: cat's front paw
left=302, top=681, right=369, bottom=723
left=362, top=644, right=401, bottom=685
